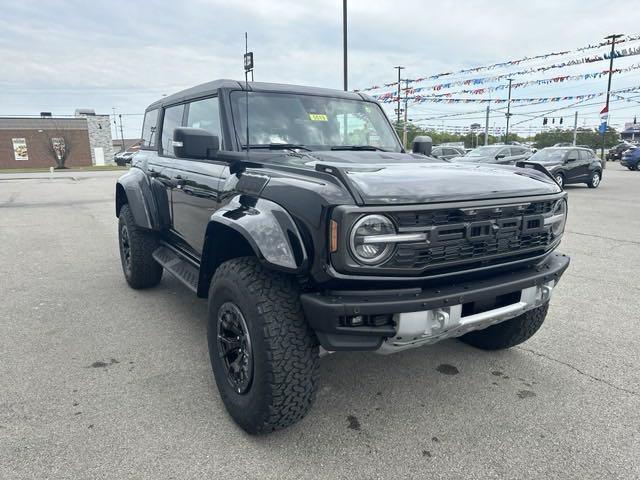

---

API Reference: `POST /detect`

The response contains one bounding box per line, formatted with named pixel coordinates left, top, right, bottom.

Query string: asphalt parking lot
left=1, top=165, right=638, bottom=480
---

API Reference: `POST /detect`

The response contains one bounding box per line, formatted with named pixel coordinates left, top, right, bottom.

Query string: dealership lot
left=1, top=166, right=638, bottom=479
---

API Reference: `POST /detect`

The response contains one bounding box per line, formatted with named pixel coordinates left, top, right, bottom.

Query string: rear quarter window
left=141, top=109, right=159, bottom=148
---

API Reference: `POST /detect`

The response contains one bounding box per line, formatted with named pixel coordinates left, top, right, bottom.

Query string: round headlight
left=349, top=215, right=396, bottom=265
left=551, top=198, right=567, bottom=236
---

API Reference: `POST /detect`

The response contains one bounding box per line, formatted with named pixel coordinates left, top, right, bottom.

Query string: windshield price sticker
left=308, top=113, right=328, bottom=122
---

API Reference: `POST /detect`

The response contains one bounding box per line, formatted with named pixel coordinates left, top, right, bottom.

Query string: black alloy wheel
left=119, top=223, right=132, bottom=275
left=217, top=302, right=254, bottom=395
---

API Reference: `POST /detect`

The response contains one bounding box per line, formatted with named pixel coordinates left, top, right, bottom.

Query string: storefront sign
left=12, top=138, right=29, bottom=161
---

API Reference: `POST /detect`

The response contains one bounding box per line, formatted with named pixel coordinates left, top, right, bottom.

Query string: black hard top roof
left=146, top=79, right=369, bottom=111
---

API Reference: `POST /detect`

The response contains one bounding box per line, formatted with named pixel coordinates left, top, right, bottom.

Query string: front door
left=167, top=96, right=226, bottom=254
left=563, top=149, right=581, bottom=182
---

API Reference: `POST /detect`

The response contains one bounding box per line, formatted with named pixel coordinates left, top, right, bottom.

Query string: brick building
left=0, top=110, right=114, bottom=169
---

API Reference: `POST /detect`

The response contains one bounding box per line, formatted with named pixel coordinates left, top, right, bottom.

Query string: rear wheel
left=459, top=304, right=548, bottom=350
left=587, top=170, right=601, bottom=188
left=207, top=257, right=319, bottom=434
left=118, top=204, right=163, bottom=289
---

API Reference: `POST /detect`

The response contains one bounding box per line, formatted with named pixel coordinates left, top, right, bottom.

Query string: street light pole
left=342, top=0, right=348, bottom=91
left=600, top=33, right=623, bottom=167
left=504, top=78, right=513, bottom=143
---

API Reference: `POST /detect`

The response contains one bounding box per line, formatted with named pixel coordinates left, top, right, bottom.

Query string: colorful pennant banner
left=355, top=36, right=640, bottom=92
left=372, top=63, right=640, bottom=100
left=376, top=86, right=640, bottom=105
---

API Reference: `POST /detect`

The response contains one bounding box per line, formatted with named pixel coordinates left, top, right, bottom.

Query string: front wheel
left=587, top=170, right=601, bottom=188
left=207, top=257, right=319, bottom=434
left=554, top=173, right=564, bottom=188
left=459, top=304, right=548, bottom=350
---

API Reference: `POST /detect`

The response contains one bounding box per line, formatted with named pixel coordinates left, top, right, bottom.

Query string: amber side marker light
left=330, top=220, right=339, bottom=253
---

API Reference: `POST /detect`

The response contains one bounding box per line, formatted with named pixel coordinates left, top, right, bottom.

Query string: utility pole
left=572, top=111, right=578, bottom=145
left=118, top=114, right=125, bottom=152
left=600, top=33, right=623, bottom=168
left=484, top=104, right=490, bottom=145
left=402, top=79, right=410, bottom=148
left=342, top=0, right=348, bottom=91
left=394, top=66, right=405, bottom=127
left=504, top=78, right=513, bottom=143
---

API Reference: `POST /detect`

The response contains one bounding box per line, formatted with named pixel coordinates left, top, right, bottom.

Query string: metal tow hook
left=434, top=309, right=450, bottom=330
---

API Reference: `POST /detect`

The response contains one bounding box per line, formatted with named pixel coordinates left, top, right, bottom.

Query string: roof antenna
left=243, top=32, right=254, bottom=160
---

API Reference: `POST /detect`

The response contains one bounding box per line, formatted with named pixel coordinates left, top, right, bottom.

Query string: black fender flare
left=197, top=195, right=308, bottom=297
left=115, top=168, right=170, bottom=230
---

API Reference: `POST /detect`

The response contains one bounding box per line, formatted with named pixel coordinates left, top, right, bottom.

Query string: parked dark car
left=607, top=142, right=634, bottom=161
left=115, top=80, right=569, bottom=433
left=450, top=144, right=532, bottom=165
left=430, top=145, right=466, bottom=160
left=528, top=147, right=602, bottom=188
left=114, top=151, right=136, bottom=166
left=620, top=145, right=640, bottom=170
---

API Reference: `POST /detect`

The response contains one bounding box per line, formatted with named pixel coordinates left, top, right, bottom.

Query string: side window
left=567, top=149, right=580, bottom=161
left=161, top=104, right=185, bottom=157
left=579, top=150, right=590, bottom=161
left=141, top=109, right=159, bottom=148
left=186, top=97, right=221, bottom=143
left=432, top=147, right=442, bottom=156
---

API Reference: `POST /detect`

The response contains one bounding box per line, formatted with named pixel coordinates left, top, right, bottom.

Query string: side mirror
left=566, top=156, right=578, bottom=162
left=412, top=135, right=432, bottom=156
left=173, top=127, right=219, bottom=160
left=495, top=153, right=506, bottom=159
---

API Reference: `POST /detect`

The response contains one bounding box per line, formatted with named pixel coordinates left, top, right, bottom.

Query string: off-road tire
left=118, top=204, right=163, bottom=289
left=587, top=170, right=601, bottom=188
left=459, top=304, right=549, bottom=350
left=207, top=257, right=319, bottom=434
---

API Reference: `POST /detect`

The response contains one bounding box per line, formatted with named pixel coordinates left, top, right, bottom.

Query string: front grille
left=393, top=200, right=555, bottom=230
left=385, top=200, right=558, bottom=272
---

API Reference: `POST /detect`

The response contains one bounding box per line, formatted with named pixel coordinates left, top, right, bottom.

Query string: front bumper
left=301, top=252, right=570, bottom=352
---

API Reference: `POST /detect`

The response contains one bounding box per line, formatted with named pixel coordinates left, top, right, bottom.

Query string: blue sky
left=1, top=0, right=639, bottom=138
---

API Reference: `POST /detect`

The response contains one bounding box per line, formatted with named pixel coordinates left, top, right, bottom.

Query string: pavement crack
left=566, top=230, right=640, bottom=246
left=515, top=346, right=639, bottom=397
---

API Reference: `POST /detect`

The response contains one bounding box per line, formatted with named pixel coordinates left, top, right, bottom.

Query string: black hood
left=300, top=151, right=560, bottom=205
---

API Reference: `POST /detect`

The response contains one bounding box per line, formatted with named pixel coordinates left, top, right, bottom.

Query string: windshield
left=230, top=91, right=402, bottom=152
left=467, top=146, right=502, bottom=157
left=529, top=149, right=566, bottom=163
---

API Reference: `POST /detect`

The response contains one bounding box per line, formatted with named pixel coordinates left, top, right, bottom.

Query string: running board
left=152, top=246, right=199, bottom=293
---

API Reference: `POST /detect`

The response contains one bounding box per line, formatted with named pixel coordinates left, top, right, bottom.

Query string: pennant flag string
left=376, top=86, right=640, bottom=105
left=355, top=36, right=640, bottom=92
left=371, top=63, right=640, bottom=100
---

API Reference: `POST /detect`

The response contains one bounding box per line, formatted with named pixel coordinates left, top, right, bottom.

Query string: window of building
left=160, top=104, right=185, bottom=157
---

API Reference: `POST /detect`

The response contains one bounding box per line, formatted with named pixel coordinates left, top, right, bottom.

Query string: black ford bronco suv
left=116, top=80, right=570, bottom=433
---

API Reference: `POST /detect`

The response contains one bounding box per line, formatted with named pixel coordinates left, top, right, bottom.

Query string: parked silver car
left=450, top=145, right=532, bottom=165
